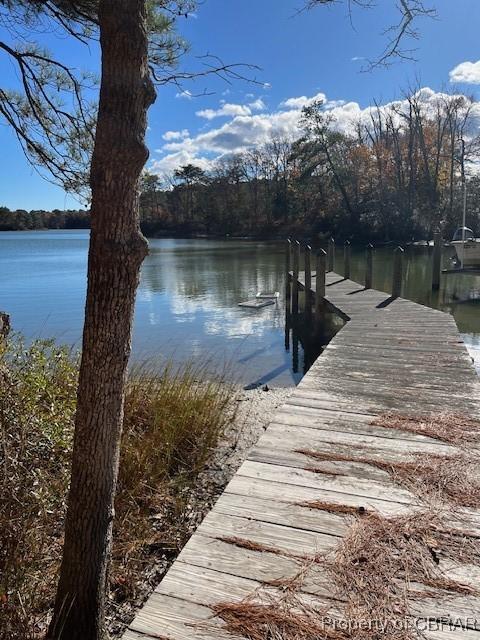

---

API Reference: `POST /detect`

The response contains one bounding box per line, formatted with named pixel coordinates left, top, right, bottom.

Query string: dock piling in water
left=344, top=240, right=351, bottom=280
left=304, top=244, right=312, bottom=321
left=285, top=238, right=291, bottom=309
left=315, top=248, right=326, bottom=328
left=392, top=246, right=404, bottom=298
left=365, top=243, right=373, bottom=289
left=432, top=230, right=442, bottom=291
left=292, top=240, right=300, bottom=314
left=327, top=237, right=335, bottom=272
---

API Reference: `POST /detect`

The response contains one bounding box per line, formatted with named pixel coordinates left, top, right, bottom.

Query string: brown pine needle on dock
left=296, top=449, right=480, bottom=509
left=217, top=536, right=324, bottom=564
left=211, top=510, right=479, bottom=640
left=371, top=412, right=480, bottom=445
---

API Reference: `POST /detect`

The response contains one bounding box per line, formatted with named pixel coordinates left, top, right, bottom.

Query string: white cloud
left=152, top=87, right=480, bottom=176
left=248, top=98, right=266, bottom=111
left=449, top=60, right=480, bottom=84
left=196, top=103, right=253, bottom=120
left=280, top=92, right=327, bottom=110
left=162, top=129, right=190, bottom=141
left=175, top=90, right=193, bottom=100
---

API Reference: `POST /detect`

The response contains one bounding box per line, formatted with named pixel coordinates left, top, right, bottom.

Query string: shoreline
left=107, top=384, right=293, bottom=637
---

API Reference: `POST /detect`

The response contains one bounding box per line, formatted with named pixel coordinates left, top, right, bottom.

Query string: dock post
left=304, top=244, right=312, bottom=322
left=432, top=230, right=442, bottom=291
left=392, top=246, right=404, bottom=299
left=292, top=240, right=300, bottom=315
left=344, top=240, right=351, bottom=280
left=365, top=243, right=373, bottom=289
left=328, top=237, right=335, bottom=272
left=315, top=248, right=326, bottom=327
left=285, top=238, right=291, bottom=309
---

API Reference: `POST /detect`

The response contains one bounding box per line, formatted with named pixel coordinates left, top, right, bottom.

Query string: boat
left=451, top=227, right=480, bottom=268
left=255, top=291, right=280, bottom=300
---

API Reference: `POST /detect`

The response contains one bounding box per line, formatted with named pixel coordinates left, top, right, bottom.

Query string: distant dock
left=123, top=240, right=480, bottom=639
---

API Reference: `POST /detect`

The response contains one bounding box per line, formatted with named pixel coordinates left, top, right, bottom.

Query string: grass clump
left=113, top=365, right=234, bottom=599
left=0, top=337, right=234, bottom=639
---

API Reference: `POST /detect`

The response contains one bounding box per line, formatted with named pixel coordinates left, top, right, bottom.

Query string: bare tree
left=305, top=0, right=436, bottom=68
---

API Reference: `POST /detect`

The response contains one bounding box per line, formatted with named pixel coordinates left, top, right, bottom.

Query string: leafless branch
left=305, top=0, right=436, bottom=68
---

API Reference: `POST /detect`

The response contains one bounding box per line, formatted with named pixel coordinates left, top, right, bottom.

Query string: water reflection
left=0, top=233, right=478, bottom=386
left=133, top=239, right=303, bottom=386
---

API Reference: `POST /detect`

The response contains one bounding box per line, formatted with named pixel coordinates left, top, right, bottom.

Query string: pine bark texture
left=47, top=1, right=156, bottom=638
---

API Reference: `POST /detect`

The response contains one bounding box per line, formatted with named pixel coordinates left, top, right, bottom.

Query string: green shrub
left=0, top=337, right=78, bottom=639
left=0, top=338, right=233, bottom=639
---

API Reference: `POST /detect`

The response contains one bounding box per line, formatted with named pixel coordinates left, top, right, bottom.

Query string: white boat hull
left=452, top=239, right=480, bottom=267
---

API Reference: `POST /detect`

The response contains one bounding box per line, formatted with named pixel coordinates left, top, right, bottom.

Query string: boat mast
left=461, top=138, right=467, bottom=269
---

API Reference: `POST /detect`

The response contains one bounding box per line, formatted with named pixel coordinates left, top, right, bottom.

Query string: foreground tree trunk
left=47, top=1, right=155, bottom=638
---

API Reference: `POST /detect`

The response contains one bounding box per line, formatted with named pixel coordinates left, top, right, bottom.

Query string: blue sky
left=1, top=0, right=480, bottom=210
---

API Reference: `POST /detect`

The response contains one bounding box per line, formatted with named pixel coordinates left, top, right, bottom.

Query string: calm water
left=1, top=230, right=479, bottom=385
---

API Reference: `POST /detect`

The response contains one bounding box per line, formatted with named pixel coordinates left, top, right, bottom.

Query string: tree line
left=4, top=91, right=479, bottom=244
left=0, top=207, right=90, bottom=231
left=141, top=92, right=480, bottom=243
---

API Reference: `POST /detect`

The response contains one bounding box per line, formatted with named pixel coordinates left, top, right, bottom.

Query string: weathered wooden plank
left=260, top=422, right=457, bottom=456
left=224, top=474, right=413, bottom=517
left=213, top=491, right=350, bottom=537
left=272, top=406, right=470, bottom=444
left=124, top=269, right=480, bottom=640
left=129, top=592, right=237, bottom=640
left=196, top=510, right=339, bottom=555
left=236, top=460, right=416, bottom=505
left=172, top=547, right=336, bottom=601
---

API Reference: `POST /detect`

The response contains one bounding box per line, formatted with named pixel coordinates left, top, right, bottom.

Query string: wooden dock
left=123, top=263, right=480, bottom=639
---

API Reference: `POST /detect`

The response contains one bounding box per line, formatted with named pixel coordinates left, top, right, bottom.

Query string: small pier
left=123, top=240, right=480, bottom=640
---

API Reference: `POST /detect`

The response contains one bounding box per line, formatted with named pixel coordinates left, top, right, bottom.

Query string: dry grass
left=371, top=412, right=480, bottom=445
left=0, top=338, right=234, bottom=640
left=113, top=364, right=234, bottom=600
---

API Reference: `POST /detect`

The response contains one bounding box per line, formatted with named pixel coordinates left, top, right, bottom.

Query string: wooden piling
left=432, top=230, right=442, bottom=291
left=344, top=241, right=351, bottom=280
left=285, top=238, right=291, bottom=308
left=328, top=237, right=335, bottom=272
left=315, top=248, right=326, bottom=327
left=304, top=244, right=312, bottom=321
left=365, top=243, right=373, bottom=289
left=392, top=246, right=404, bottom=299
left=292, top=240, right=300, bottom=314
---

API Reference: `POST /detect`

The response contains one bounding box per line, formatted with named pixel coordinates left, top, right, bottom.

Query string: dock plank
left=124, top=271, right=480, bottom=639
